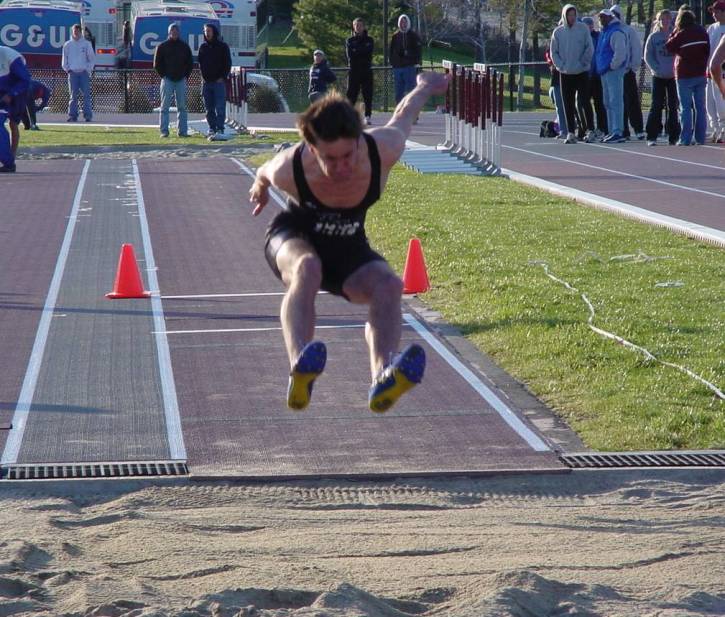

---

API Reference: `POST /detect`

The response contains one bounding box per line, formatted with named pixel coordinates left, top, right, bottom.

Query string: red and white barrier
left=441, top=60, right=504, bottom=174
left=226, top=68, right=248, bottom=131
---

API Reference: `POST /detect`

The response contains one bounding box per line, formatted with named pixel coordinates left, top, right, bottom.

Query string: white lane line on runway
left=403, top=313, right=551, bottom=453
left=161, top=291, right=330, bottom=299
left=1, top=160, right=91, bottom=465
left=158, top=324, right=367, bottom=335
left=504, top=168, right=725, bottom=247
left=506, top=129, right=725, bottom=171
left=503, top=143, right=725, bottom=201
left=133, top=160, right=187, bottom=461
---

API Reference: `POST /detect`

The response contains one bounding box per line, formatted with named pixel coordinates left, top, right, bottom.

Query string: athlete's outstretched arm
left=249, top=146, right=296, bottom=215
left=374, top=71, right=450, bottom=161
left=711, top=37, right=725, bottom=99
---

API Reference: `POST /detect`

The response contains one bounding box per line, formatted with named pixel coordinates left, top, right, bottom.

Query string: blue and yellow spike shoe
left=368, top=343, right=426, bottom=413
left=287, top=341, right=327, bottom=410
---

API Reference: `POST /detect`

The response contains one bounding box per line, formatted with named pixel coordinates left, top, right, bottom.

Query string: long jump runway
left=0, top=157, right=565, bottom=479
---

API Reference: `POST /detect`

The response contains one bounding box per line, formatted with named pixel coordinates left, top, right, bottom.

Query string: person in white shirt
left=61, top=23, right=95, bottom=122
left=705, top=0, right=725, bottom=141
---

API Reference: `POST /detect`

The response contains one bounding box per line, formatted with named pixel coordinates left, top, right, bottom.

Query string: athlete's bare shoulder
left=365, top=126, right=407, bottom=169
left=263, top=142, right=299, bottom=195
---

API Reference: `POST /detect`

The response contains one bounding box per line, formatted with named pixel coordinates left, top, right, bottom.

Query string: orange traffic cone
left=106, top=243, right=151, bottom=299
left=402, top=237, right=430, bottom=294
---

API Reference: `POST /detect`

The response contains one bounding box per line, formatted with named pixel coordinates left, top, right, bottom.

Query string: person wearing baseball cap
left=308, top=49, right=337, bottom=104
left=705, top=0, right=725, bottom=141
left=594, top=8, right=628, bottom=142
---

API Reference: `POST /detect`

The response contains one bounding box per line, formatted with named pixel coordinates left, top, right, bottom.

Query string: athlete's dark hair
left=297, top=93, right=362, bottom=145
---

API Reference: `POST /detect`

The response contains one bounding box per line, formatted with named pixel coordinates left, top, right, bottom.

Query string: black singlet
left=287, top=131, right=381, bottom=238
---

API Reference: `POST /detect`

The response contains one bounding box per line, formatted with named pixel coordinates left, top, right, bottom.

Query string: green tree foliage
left=292, top=0, right=385, bottom=66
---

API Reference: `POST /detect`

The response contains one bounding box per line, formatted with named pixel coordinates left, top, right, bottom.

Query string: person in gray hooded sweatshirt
left=550, top=3, right=595, bottom=143
left=644, top=9, right=680, bottom=145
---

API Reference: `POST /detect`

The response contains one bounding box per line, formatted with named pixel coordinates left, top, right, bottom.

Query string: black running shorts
left=265, top=209, right=385, bottom=298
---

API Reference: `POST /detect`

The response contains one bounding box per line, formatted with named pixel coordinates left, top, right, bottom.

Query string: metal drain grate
left=561, top=451, right=725, bottom=469
left=1, top=461, right=188, bottom=480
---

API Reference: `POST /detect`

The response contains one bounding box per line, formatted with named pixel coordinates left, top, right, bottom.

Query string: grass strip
left=17, top=126, right=298, bottom=148
left=368, top=168, right=723, bottom=451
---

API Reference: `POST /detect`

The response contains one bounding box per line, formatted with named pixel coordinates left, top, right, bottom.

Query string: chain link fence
left=29, top=66, right=447, bottom=115
left=30, top=69, right=208, bottom=114
left=28, top=64, right=655, bottom=116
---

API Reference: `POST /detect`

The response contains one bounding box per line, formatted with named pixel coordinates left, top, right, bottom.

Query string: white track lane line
left=403, top=314, right=550, bottom=452
left=506, top=129, right=725, bottom=172
left=503, top=143, right=725, bottom=201
left=158, top=324, right=367, bottom=335
left=133, top=160, right=187, bottom=460
left=161, top=291, right=329, bottom=299
left=2, top=160, right=91, bottom=465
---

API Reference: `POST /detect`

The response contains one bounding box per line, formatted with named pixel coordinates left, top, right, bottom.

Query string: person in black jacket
left=308, top=49, right=336, bottom=104
left=198, top=23, right=232, bottom=140
left=346, top=18, right=374, bottom=125
left=389, top=14, right=421, bottom=103
left=153, top=23, right=193, bottom=137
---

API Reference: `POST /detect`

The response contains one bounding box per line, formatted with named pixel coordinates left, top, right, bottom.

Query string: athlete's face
left=310, top=137, right=359, bottom=182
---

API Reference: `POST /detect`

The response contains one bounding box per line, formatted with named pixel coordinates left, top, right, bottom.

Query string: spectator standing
left=711, top=30, right=725, bottom=97
left=595, top=8, right=628, bottom=142
left=308, top=49, right=336, bottom=104
left=545, top=48, right=567, bottom=137
left=705, top=0, right=725, bottom=142
left=153, top=23, right=193, bottom=138
left=21, top=79, right=51, bottom=131
left=346, top=18, right=374, bottom=125
left=62, top=23, right=95, bottom=122
left=550, top=4, right=595, bottom=144
left=198, top=23, right=231, bottom=141
left=389, top=14, right=421, bottom=104
left=644, top=10, right=680, bottom=145
left=666, top=9, right=710, bottom=145
left=583, top=15, right=608, bottom=138
left=0, top=45, right=30, bottom=172
left=611, top=5, right=645, bottom=140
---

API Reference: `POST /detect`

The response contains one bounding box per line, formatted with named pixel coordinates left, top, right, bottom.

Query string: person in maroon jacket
left=666, top=8, right=711, bottom=144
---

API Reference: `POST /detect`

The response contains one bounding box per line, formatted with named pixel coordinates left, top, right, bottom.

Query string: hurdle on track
left=440, top=60, right=504, bottom=175
left=226, top=69, right=248, bottom=131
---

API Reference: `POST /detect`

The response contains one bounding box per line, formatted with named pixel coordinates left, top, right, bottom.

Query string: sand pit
left=0, top=469, right=723, bottom=616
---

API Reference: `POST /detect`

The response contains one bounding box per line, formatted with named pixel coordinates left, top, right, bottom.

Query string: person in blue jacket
left=308, top=49, right=337, bottom=104
left=595, top=9, right=629, bottom=142
left=21, top=80, right=52, bottom=130
left=0, top=45, right=31, bottom=172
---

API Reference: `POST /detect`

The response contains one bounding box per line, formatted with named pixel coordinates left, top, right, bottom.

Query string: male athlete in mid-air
left=249, top=70, right=449, bottom=412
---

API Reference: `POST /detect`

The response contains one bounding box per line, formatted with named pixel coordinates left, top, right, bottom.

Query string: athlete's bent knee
left=374, top=272, right=403, bottom=301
